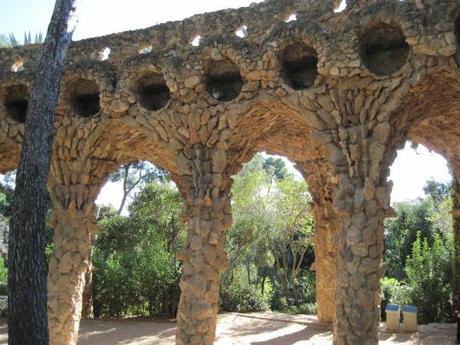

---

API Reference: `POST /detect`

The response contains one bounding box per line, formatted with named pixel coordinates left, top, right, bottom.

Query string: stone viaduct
left=0, top=0, right=460, bottom=344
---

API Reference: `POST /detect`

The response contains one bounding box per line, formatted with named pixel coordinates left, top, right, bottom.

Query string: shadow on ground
left=0, top=313, right=457, bottom=344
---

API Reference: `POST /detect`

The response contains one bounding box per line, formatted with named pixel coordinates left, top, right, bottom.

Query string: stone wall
left=0, top=0, right=460, bottom=344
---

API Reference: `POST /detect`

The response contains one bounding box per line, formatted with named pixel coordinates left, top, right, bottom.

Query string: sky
left=1, top=0, right=452, bottom=209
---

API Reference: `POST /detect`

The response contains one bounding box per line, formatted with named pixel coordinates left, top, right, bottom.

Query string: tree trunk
left=8, top=1, right=77, bottom=344
left=453, top=175, right=460, bottom=293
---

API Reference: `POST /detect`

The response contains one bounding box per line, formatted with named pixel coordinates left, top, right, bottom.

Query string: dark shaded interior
left=71, top=79, right=101, bottom=117
left=282, top=43, right=318, bottom=90
left=205, top=59, right=244, bottom=102
left=4, top=85, right=29, bottom=123
left=361, top=23, right=409, bottom=76
left=137, top=74, right=171, bottom=111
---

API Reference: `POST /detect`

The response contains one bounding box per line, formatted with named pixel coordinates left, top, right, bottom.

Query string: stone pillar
left=312, top=201, right=339, bottom=323
left=332, top=175, right=390, bottom=345
left=302, top=76, right=405, bottom=344
left=81, top=232, right=97, bottom=319
left=297, top=161, right=339, bottom=323
left=46, top=158, right=105, bottom=345
left=47, top=201, right=98, bottom=345
left=175, top=147, right=232, bottom=345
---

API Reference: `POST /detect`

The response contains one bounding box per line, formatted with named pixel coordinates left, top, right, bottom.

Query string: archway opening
left=92, top=161, right=184, bottom=319
left=361, top=22, right=409, bottom=76
left=223, top=153, right=317, bottom=317
left=136, top=73, right=171, bottom=111
left=71, top=79, right=101, bottom=118
left=383, top=141, right=454, bottom=324
left=3, top=84, right=29, bottom=124
left=205, top=59, right=244, bottom=102
left=281, top=43, right=318, bottom=90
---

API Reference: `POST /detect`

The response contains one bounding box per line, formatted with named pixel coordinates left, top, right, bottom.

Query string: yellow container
left=402, top=305, right=417, bottom=332
left=385, top=304, right=400, bottom=331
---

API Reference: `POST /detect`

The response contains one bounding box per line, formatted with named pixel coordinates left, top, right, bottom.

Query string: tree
left=271, top=176, right=313, bottom=306
left=109, top=161, right=168, bottom=214
left=384, top=199, right=437, bottom=280
left=423, top=178, right=451, bottom=206
left=8, top=1, right=78, bottom=344
left=8, top=32, right=44, bottom=47
left=405, top=232, right=454, bottom=323
left=93, top=182, right=186, bottom=318
left=223, top=154, right=314, bottom=310
left=0, top=35, right=9, bottom=48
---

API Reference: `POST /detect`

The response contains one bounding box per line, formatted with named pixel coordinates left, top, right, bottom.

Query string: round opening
left=361, top=23, right=409, bottom=76
left=281, top=43, right=318, bottom=90
left=4, top=84, right=29, bottom=123
left=205, top=59, right=243, bottom=102
left=71, top=79, right=101, bottom=117
left=136, top=73, right=171, bottom=111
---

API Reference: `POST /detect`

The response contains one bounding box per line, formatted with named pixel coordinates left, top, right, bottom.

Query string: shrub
left=220, top=270, right=269, bottom=313
left=380, top=277, right=411, bottom=320
left=405, top=232, right=455, bottom=323
left=220, top=283, right=269, bottom=313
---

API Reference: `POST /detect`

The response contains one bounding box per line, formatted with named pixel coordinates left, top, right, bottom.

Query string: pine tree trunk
left=453, top=176, right=460, bottom=293
left=8, top=1, right=78, bottom=344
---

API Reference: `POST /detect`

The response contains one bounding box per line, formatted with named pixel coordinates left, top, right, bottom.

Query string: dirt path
left=0, top=313, right=457, bottom=344
left=76, top=312, right=458, bottom=345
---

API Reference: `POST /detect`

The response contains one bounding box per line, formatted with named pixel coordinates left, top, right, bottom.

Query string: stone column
left=47, top=202, right=97, bottom=345
left=46, top=161, right=103, bottom=345
left=332, top=175, right=390, bottom=345
left=175, top=147, right=232, bottom=345
left=312, top=200, right=339, bottom=323
left=297, top=161, right=339, bottom=323
left=323, top=123, right=396, bottom=345
left=301, top=74, right=406, bottom=344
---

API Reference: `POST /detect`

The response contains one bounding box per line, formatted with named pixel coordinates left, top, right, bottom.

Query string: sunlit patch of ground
left=0, top=313, right=457, bottom=344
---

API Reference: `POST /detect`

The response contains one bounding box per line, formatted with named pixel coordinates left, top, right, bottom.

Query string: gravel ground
left=0, top=313, right=457, bottom=344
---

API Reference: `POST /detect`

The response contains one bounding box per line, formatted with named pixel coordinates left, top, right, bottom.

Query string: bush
left=220, top=283, right=269, bottom=313
left=0, top=256, right=7, bottom=295
left=380, top=277, right=411, bottom=320
left=93, top=183, right=185, bottom=318
left=220, top=270, right=269, bottom=313
left=405, top=232, right=455, bottom=323
left=286, top=302, right=316, bottom=315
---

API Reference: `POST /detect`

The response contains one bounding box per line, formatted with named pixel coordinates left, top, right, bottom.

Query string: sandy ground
left=0, top=312, right=457, bottom=344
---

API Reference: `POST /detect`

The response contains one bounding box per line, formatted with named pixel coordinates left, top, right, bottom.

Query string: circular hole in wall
left=71, top=79, right=101, bottom=117
left=136, top=73, right=171, bottom=111
left=4, top=84, right=29, bottom=123
left=361, top=23, right=409, bottom=76
left=205, top=59, right=243, bottom=102
left=281, top=43, right=318, bottom=90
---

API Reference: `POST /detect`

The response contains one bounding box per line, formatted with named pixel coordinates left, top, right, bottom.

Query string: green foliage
left=383, top=179, right=455, bottom=323
left=380, top=277, right=411, bottom=320
left=6, top=31, right=43, bottom=47
left=220, top=269, right=270, bottom=313
left=384, top=199, right=437, bottom=280
left=225, top=154, right=314, bottom=311
left=109, top=161, right=169, bottom=214
left=0, top=35, right=9, bottom=48
left=93, top=182, right=185, bottom=318
left=405, top=232, right=454, bottom=323
left=0, top=256, right=7, bottom=295
left=423, top=178, right=452, bottom=205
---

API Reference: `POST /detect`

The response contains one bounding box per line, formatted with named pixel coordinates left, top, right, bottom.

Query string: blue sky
left=1, top=0, right=452, bottom=208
